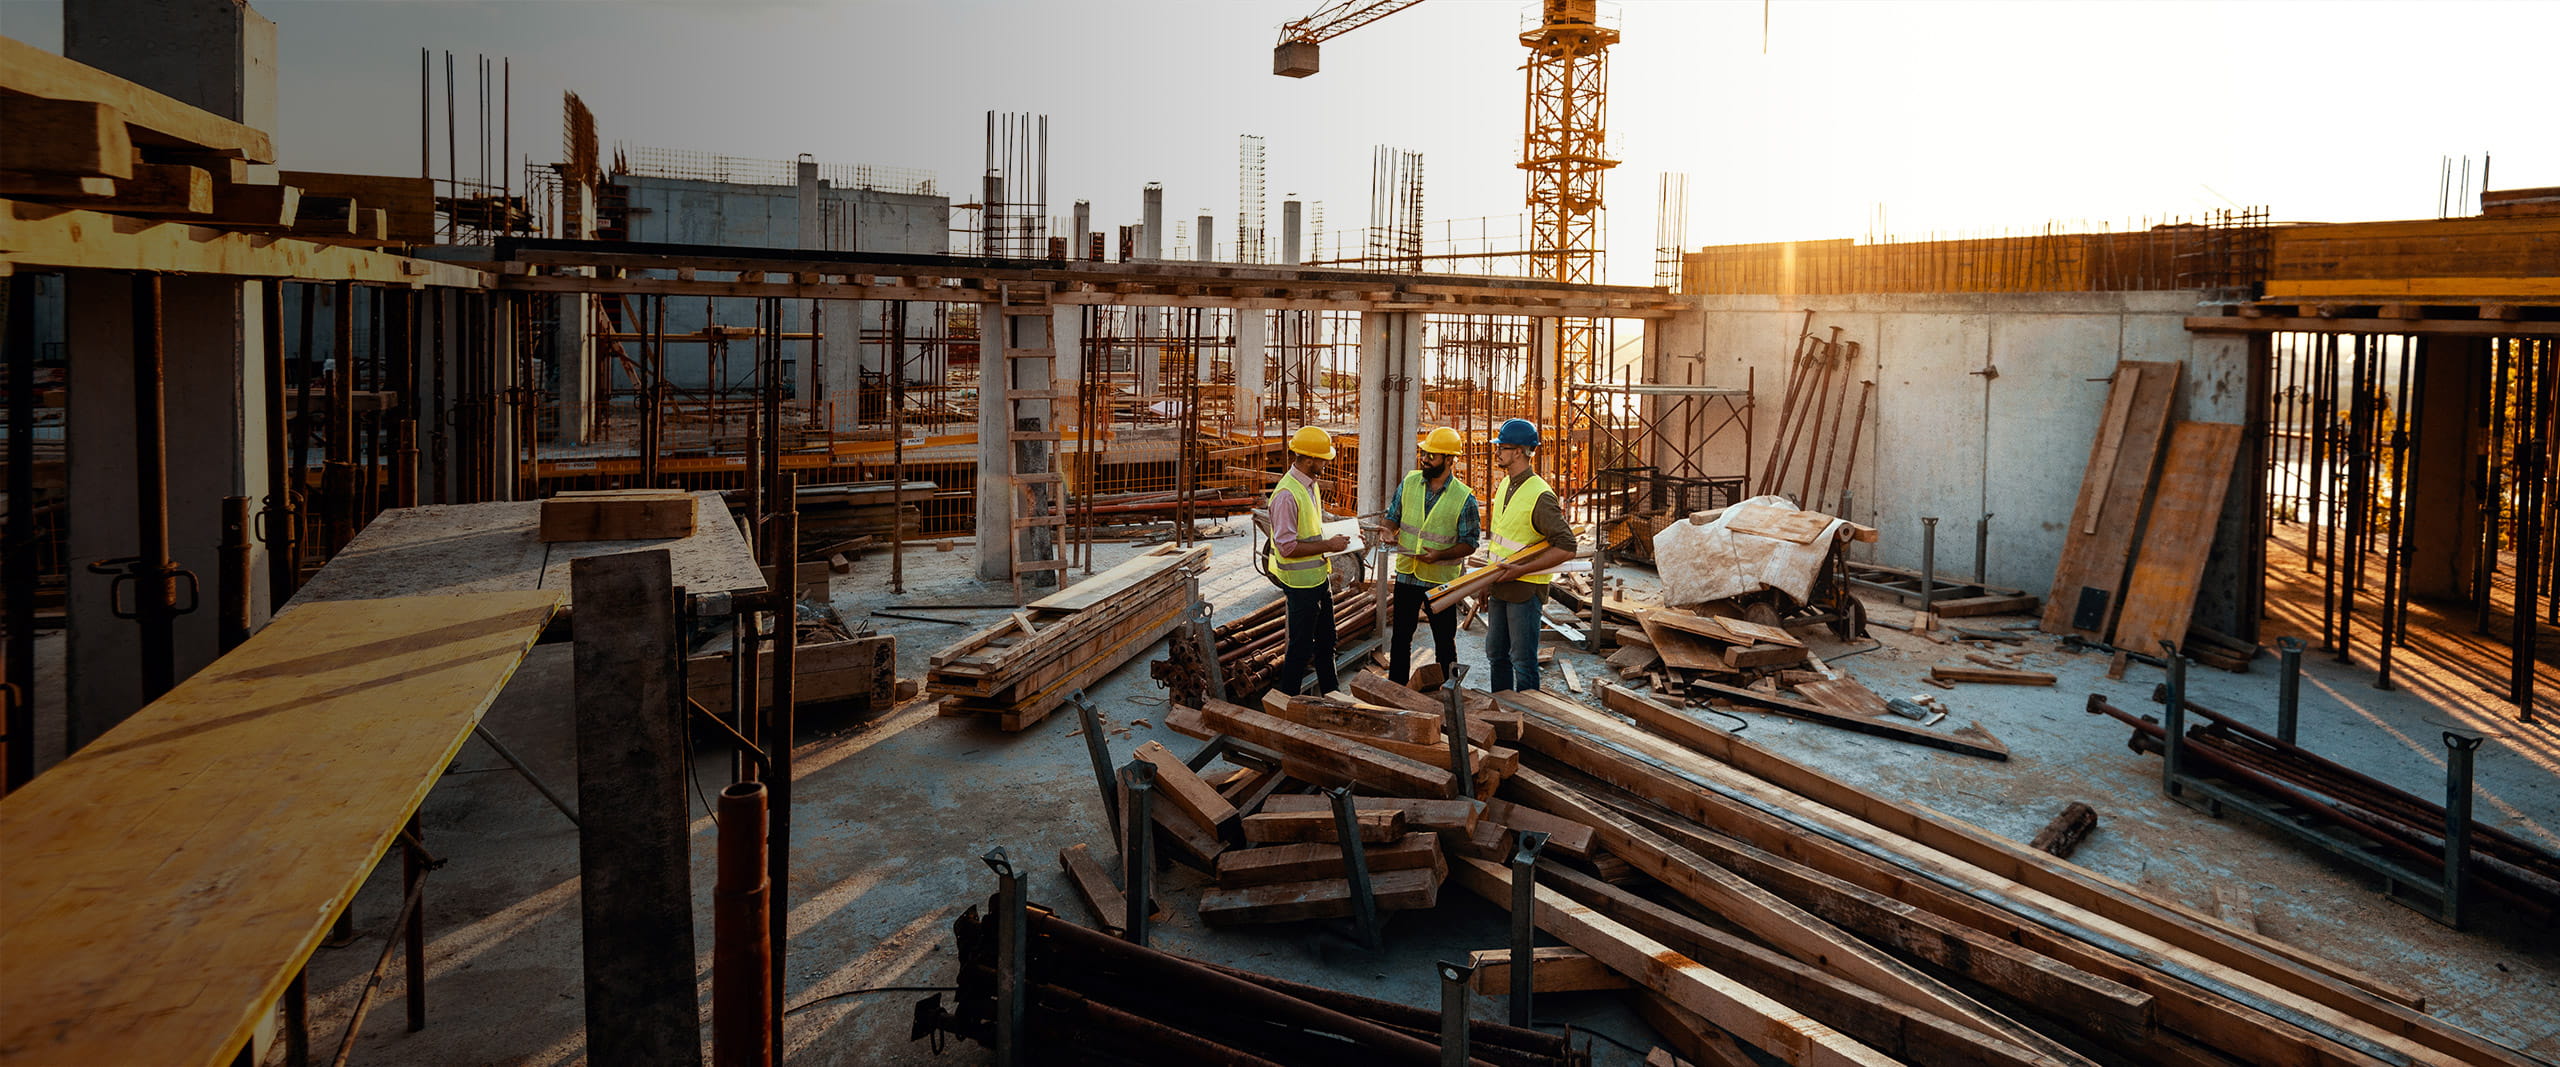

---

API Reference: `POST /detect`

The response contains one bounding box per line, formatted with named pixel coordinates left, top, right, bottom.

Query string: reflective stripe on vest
left=1394, top=470, right=1472, bottom=586
left=1268, top=469, right=1330, bottom=588
left=1488, top=473, right=1555, bottom=586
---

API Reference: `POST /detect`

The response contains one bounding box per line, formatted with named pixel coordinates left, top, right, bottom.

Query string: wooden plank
left=1240, top=808, right=1407, bottom=844
left=1466, top=946, right=1635, bottom=994
left=1724, top=642, right=1808, bottom=669
left=1929, top=666, right=2058, bottom=686
left=1600, top=679, right=2010, bottom=761
left=1553, top=690, right=2497, bottom=1067
left=2043, top=361, right=2181, bottom=638
left=1212, top=833, right=1444, bottom=888
left=2080, top=365, right=2142, bottom=535
left=1130, top=740, right=1237, bottom=832
left=1194, top=698, right=1453, bottom=797
left=1058, top=843, right=1130, bottom=936
left=283, top=495, right=766, bottom=613
left=96, top=163, right=213, bottom=215
left=278, top=170, right=435, bottom=240
left=1545, top=863, right=2073, bottom=1067
left=1258, top=794, right=1480, bottom=832
left=1724, top=502, right=1838, bottom=545
left=1448, top=859, right=1901, bottom=1067
left=1641, top=616, right=1728, bottom=671
left=1029, top=543, right=1203, bottom=611
left=0, top=590, right=559, bottom=1067
left=0, top=36, right=276, bottom=160
left=1635, top=995, right=1763, bottom=1067
left=1263, top=692, right=1441, bottom=744
left=1345, top=670, right=1444, bottom=716
left=539, top=489, right=697, bottom=542
left=0, top=172, right=116, bottom=199
left=1198, top=866, right=1440, bottom=925
left=2109, top=422, right=2246, bottom=654
left=569, top=553, right=700, bottom=1065
left=1792, top=678, right=1889, bottom=718
left=1481, top=798, right=1598, bottom=860
left=0, top=97, right=134, bottom=178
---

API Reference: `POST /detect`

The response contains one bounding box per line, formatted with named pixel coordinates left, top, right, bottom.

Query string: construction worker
left=1268, top=425, right=1351, bottom=697
left=1479, top=418, right=1576, bottom=693
left=1381, top=426, right=1479, bottom=686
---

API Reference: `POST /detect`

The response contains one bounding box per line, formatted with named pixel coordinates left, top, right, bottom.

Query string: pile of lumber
left=792, top=480, right=928, bottom=544
left=1455, top=683, right=2535, bottom=1067
left=928, top=544, right=1208, bottom=729
left=1150, top=581, right=1379, bottom=707
left=927, top=900, right=1584, bottom=1065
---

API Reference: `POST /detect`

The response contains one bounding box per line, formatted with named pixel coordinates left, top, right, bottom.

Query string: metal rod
left=1441, top=662, right=1473, bottom=800
left=983, top=847, right=1026, bottom=1067
left=764, top=481, right=797, bottom=1053
left=327, top=860, right=428, bottom=1067
left=2442, top=731, right=2481, bottom=929
left=4, top=274, right=37, bottom=788
left=1437, top=962, right=1473, bottom=1067
left=2276, top=635, right=2305, bottom=745
left=2160, top=641, right=2187, bottom=798
left=1506, top=829, right=1550, bottom=1028
left=262, top=281, right=296, bottom=614
left=219, top=496, right=253, bottom=651
left=714, top=781, right=773, bottom=1067
left=1121, top=760, right=1156, bottom=947
left=1974, top=513, right=1991, bottom=586
left=2376, top=340, right=2415, bottom=690
left=471, top=723, right=578, bottom=827
left=1919, top=516, right=1938, bottom=613
left=131, top=274, right=178, bottom=704
left=284, top=967, right=310, bottom=1067
left=401, top=816, right=426, bottom=1031
left=1326, top=785, right=1381, bottom=951
left=1072, top=692, right=1120, bottom=841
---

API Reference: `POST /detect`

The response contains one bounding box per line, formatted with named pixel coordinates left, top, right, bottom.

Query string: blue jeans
left=1482, top=594, right=1544, bottom=692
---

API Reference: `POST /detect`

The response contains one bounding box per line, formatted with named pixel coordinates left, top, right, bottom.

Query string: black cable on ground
left=785, top=985, right=960, bottom=1016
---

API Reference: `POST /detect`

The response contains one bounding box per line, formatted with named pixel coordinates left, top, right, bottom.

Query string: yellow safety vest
left=1488, top=473, right=1554, bottom=586
left=1394, top=470, right=1472, bottom=586
left=1268, top=468, right=1329, bottom=589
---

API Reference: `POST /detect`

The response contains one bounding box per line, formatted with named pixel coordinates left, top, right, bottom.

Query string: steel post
left=2442, top=732, right=2482, bottom=929
left=219, top=496, right=253, bottom=651
left=131, top=275, right=179, bottom=702
left=1974, top=514, right=1991, bottom=585
left=1437, top=961, right=1473, bottom=1067
left=713, top=781, right=772, bottom=1067
left=1506, top=829, right=1550, bottom=1028
left=1327, top=786, right=1380, bottom=951
left=401, top=817, right=427, bottom=1031
left=1441, top=662, right=1472, bottom=799
left=5, top=275, right=37, bottom=789
left=2160, top=641, right=2188, bottom=798
left=1919, top=516, right=1938, bottom=612
left=765, top=487, right=797, bottom=1054
left=1072, top=692, right=1121, bottom=840
left=2276, top=636, right=2305, bottom=744
left=982, top=848, right=1027, bottom=1067
left=1120, top=760, right=1156, bottom=947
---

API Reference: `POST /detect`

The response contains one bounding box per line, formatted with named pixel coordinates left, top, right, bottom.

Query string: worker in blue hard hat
left=1268, top=426, right=1351, bottom=696
left=1478, top=417, right=1576, bottom=693
left=1381, top=426, right=1479, bottom=686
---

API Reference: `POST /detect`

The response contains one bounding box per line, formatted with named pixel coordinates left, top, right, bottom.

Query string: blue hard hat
left=1497, top=418, right=1541, bottom=448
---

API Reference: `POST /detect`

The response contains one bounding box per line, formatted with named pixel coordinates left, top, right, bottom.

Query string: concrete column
left=1355, top=311, right=1422, bottom=521
left=491, top=294, right=523, bottom=501
left=1141, top=184, right=1164, bottom=259
left=820, top=300, right=862, bottom=432
left=550, top=291, right=594, bottom=444
left=975, top=305, right=1055, bottom=583
left=67, top=0, right=277, bottom=132
left=1281, top=200, right=1302, bottom=265
left=1235, top=310, right=1267, bottom=427
left=1073, top=199, right=1092, bottom=261
left=1531, top=319, right=1561, bottom=429
left=796, top=159, right=822, bottom=405
left=1196, top=215, right=1214, bottom=262
left=64, top=273, right=264, bottom=745
left=2408, top=335, right=2487, bottom=598
left=1053, top=304, right=1083, bottom=395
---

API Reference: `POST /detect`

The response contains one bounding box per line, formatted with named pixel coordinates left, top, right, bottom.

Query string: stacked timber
left=1443, top=682, right=2543, bottom=1067
left=792, top=480, right=928, bottom=544
left=926, top=544, right=1208, bottom=729
left=1149, top=581, right=1379, bottom=707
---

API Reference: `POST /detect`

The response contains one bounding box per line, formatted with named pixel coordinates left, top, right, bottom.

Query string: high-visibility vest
left=1487, top=473, right=1555, bottom=586
left=1268, top=468, right=1329, bottom=589
left=1394, top=470, right=1473, bottom=586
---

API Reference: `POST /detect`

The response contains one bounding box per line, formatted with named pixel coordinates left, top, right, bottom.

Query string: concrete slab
left=279, top=534, right=2560, bottom=1065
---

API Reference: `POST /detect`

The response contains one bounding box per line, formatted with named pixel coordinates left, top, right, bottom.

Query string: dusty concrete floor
left=271, top=527, right=2560, bottom=1065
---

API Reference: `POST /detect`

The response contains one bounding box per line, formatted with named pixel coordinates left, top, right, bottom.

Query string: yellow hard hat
left=1419, top=426, right=1464, bottom=455
left=1287, top=425, right=1337, bottom=460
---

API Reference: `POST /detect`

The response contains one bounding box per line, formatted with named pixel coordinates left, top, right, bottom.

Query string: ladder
left=998, top=283, right=1069, bottom=603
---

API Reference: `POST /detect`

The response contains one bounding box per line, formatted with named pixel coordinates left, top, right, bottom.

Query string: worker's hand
left=1327, top=535, right=1353, bottom=554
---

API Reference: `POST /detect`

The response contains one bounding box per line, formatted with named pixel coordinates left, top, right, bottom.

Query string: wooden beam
left=1449, top=858, right=1900, bottom=1067
left=1212, top=833, right=1443, bottom=887
left=1130, top=740, right=1238, bottom=832
left=1198, top=866, right=1439, bottom=925
left=1, top=200, right=481, bottom=285
left=1058, top=843, right=1130, bottom=936
left=1590, top=680, right=2009, bottom=762
left=2186, top=315, right=2560, bottom=338
left=1239, top=808, right=1407, bottom=844
left=1194, top=698, right=1453, bottom=796
left=0, top=36, right=275, bottom=160
left=1465, top=946, right=1635, bottom=994
left=97, top=163, right=213, bottom=216
left=0, top=97, right=134, bottom=178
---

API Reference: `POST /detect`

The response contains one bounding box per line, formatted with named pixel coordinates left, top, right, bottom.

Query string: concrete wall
left=616, top=176, right=949, bottom=391
left=1659, top=292, right=2252, bottom=611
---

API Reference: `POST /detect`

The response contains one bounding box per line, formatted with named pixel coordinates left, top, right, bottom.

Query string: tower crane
left=1275, top=0, right=1619, bottom=433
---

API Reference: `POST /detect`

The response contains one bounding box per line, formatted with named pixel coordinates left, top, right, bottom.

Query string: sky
left=6, top=0, right=2553, bottom=287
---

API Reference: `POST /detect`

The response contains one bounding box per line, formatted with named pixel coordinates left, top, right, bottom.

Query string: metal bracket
left=979, top=847, right=1027, bottom=1067
left=1441, top=663, right=1473, bottom=800
left=1506, top=829, right=1550, bottom=1027
left=1070, top=691, right=1119, bottom=841
left=1188, top=601, right=1229, bottom=703
left=1328, top=785, right=1381, bottom=951
left=1119, top=759, right=1156, bottom=947
left=84, top=556, right=201, bottom=620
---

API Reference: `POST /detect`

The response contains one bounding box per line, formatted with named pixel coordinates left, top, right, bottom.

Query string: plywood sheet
left=2041, top=362, right=2181, bottom=637
left=0, top=590, right=561, bottom=1067
left=283, top=493, right=765, bottom=613
left=1639, top=616, right=1727, bottom=671
left=2110, top=421, right=2246, bottom=655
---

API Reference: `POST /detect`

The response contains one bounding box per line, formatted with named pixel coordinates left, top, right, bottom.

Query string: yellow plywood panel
left=0, top=590, right=561, bottom=1067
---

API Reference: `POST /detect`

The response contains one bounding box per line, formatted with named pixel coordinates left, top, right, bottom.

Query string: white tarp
left=1651, top=495, right=1847, bottom=606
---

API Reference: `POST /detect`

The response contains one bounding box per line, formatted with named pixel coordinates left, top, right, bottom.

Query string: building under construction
left=3, top=3, right=2556, bottom=1066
